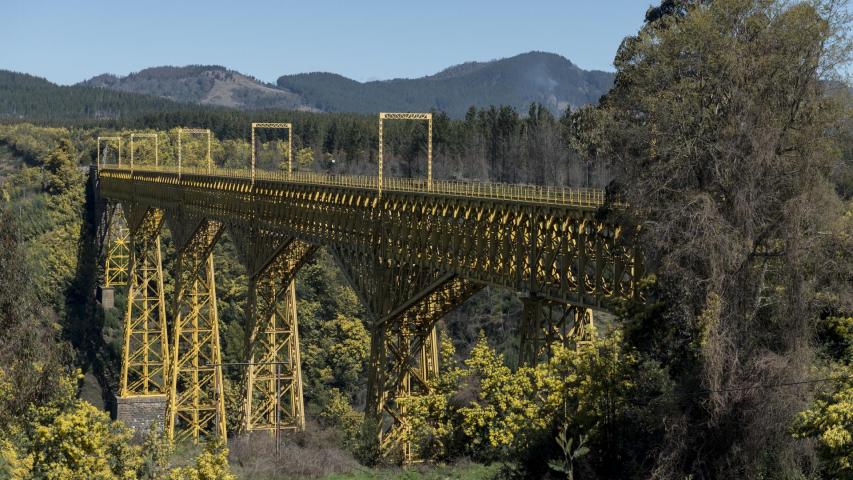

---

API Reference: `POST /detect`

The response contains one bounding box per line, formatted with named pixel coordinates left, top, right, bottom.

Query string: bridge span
left=97, top=157, right=642, bottom=461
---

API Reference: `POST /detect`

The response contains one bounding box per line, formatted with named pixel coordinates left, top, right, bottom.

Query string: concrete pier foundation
left=99, top=286, right=115, bottom=309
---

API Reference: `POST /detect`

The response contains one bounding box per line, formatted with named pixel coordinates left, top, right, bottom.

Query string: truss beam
left=98, top=169, right=642, bottom=311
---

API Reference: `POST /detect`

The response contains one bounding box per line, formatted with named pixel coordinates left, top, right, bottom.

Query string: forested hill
left=277, top=52, right=614, bottom=117
left=74, top=52, right=613, bottom=117
left=0, top=70, right=205, bottom=121
left=80, top=65, right=315, bottom=111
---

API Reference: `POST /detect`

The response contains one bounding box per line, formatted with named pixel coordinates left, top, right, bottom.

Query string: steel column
left=244, top=279, right=304, bottom=432
left=119, top=208, right=169, bottom=397
left=229, top=228, right=316, bottom=435
left=334, top=248, right=481, bottom=463
left=104, top=203, right=130, bottom=288
left=166, top=220, right=227, bottom=443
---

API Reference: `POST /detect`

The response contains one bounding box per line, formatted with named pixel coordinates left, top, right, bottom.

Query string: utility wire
left=699, top=374, right=851, bottom=394
left=621, top=374, right=852, bottom=408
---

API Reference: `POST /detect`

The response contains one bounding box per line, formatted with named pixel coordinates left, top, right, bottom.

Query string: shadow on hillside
left=64, top=167, right=120, bottom=413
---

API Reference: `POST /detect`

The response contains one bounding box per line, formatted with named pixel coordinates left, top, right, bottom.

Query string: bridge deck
left=103, top=165, right=607, bottom=208
left=98, top=164, right=639, bottom=309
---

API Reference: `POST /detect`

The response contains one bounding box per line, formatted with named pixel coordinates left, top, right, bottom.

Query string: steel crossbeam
left=378, top=112, right=433, bottom=196
left=97, top=136, right=122, bottom=168
left=129, top=132, right=160, bottom=169
left=251, top=122, right=293, bottom=183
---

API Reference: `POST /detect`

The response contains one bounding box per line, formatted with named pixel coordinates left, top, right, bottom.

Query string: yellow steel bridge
left=96, top=123, right=642, bottom=463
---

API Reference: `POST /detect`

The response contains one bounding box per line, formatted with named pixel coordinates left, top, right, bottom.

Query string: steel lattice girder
left=518, top=297, right=595, bottom=367
left=98, top=169, right=642, bottom=310
left=241, top=237, right=317, bottom=433
left=120, top=206, right=169, bottom=397
left=104, top=203, right=130, bottom=287
left=332, top=245, right=482, bottom=462
left=165, top=219, right=227, bottom=443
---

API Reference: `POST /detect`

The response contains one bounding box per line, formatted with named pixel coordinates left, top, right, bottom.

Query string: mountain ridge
left=75, top=52, right=614, bottom=117
left=79, top=65, right=314, bottom=111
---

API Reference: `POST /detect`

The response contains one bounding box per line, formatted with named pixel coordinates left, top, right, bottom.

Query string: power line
left=699, top=374, right=851, bottom=394
left=622, top=374, right=851, bottom=408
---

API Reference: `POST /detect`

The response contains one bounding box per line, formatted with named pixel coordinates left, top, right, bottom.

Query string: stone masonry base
left=116, top=394, right=167, bottom=438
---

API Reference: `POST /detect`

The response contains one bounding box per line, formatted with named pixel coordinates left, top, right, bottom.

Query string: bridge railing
left=101, top=164, right=609, bottom=207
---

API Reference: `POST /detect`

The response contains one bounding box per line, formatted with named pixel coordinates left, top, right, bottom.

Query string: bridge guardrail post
left=129, top=134, right=134, bottom=175
left=177, top=128, right=181, bottom=180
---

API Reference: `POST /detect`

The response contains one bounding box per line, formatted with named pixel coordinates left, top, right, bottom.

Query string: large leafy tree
left=573, top=0, right=851, bottom=477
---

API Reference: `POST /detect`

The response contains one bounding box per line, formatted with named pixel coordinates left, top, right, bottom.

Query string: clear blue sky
left=2, top=0, right=652, bottom=85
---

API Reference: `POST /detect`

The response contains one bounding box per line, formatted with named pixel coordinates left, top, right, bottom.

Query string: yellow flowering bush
left=401, top=334, right=466, bottom=459
left=793, top=316, right=853, bottom=478
left=168, top=437, right=236, bottom=480
left=28, top=400, right=140, bottom=480
left=0, top=369, right=145, bottom=479
left=401, top=329, right=643, bottom=464
left=459, top=337, right=546, bottom=453
left=0, top=438, right=33, bottom=480
left=320, top=387, right=364, bottom=449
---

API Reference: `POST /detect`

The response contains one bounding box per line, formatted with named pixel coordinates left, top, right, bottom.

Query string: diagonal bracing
left=120, top=206, right=169, bottom=397
left=166, top=219, right=227, bottom=443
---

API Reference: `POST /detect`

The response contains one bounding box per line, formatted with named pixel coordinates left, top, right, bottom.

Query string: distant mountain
left=277, top=52, right=614, bottom=117
left=78, top=52, right=613, bottom=117
left=80, top=65, right=317, bottom=112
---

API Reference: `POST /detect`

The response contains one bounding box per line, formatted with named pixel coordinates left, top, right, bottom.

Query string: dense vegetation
left=0, top=70, right=195, bottom=122
left=0, top=0, right=851, bottom=479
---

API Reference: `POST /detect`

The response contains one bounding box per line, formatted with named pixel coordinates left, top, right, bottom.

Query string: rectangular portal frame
left=378, top=112, right=433, bottom=196
left=177, top=128, right=212, bottom=175
left=130, top=133, right=160, bottom=169
left=251, top=122, right=293, bottom=183
left=97, top=136, right=122, bottom=168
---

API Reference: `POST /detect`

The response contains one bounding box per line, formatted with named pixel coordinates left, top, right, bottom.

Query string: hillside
left=81, top=65, right=316, bottom=111
left=76, top=52, right=614, bottom=117
left=277, top=52, right=614, bottom=117
left=0, top=70, right=202, bottom=121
